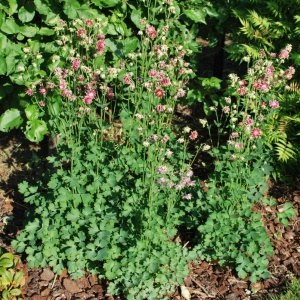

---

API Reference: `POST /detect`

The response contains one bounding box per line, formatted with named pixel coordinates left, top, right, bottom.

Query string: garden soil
left=0, top=129, right=300, bottom=300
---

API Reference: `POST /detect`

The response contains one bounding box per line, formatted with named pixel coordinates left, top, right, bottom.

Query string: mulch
left=0, top=131, right=300, bottom=300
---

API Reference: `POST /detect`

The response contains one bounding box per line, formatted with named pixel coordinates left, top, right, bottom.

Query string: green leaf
left=202, top=7, right=219, bottom=18
left=19, top=25, right=38, bottom=37
left=5, top=52, right=16, bottom=75
left=39, top=27, right=55, bottom=36
left=33, top=0, right=51, bottom=15
left=0, top=55, right=7, bottom=75
left=25, top=105, right=40, bottom=121
left=92, top=0, right=119, bottom=8
left=183, top=9, right=207, bottom=24
left=18, top=3, right=36, bottom=23
left=8, top=288, right=22, bottom=296
left=0, top=109, right=23, bottom=132
left=1, top=18, right=19, bottom=34
left=123, top=37, right=139, bottom=55
left=8, top=0, right=18, bottom=15
left=25, top=119, right=47, bottom=142
left=131, top=9, right=142, bottom=29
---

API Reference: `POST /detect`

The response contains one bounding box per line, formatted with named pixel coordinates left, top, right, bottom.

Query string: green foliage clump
left=0, top=248, right=25, bottom=300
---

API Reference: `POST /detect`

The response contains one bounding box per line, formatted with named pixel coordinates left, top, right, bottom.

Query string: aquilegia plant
left=12, top=4, right=203, bottom=299
left=195, top=46, right=297, bottom=282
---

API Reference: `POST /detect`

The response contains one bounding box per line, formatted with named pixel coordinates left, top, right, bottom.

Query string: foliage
left=194, top=46, right=297, bottom=281
left=269, top=278, right=300, bottom=300
left=0, top=248, right=25, bottom=300
left=11, top=5, right=204, bottom=298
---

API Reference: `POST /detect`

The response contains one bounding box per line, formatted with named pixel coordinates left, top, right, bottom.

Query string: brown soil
left=0, top=131, right=300, bottom=300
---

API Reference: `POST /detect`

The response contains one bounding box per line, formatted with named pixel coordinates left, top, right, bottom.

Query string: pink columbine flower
left=265, top=66, right=275, bottom=77
left=157, top=165, right=168, bottom=174
left=26, top=88, right=34, bottom=96
left=269, top=100, right=279, bottom=109
left=251, top=127, right=261, bottom=138
left=148, top=69, right=157, bottom=77
left=279, top=49, right=289, bottom=59
left=77, top=75, right=85, bottom=82
left=160, top=78, right=171, bottom=86
left=161, top=135, right=169, bottom=143
left=97, top=40, right=105, bottom=54
left=77, top=28, right=86, bottom=37
left=39, top=101, right=45, bottom=106
left=146, top=25, right=157, bottom=39
left=244, top=119, right=254, bottom=126
left=223, top=106, right=230, bottom=114
left=259, top=82, right=270, bottom=92
left=83, top=96, right=93, bottom=105
left=123, top=73, right=132, bottom=84
left=72, top=58, right=81, bottom=71
left=189, top=130, right=198, bottom=140
left=39, top=87, right=47, bottom=95
left=230, top=132, right=239, bottom=139
left=156, top=104, right=165, bottom=112
left=85, top=19, right=93, bottom=27
left=155, top=88, right=164, bottom=98
left=235, top=143, right=243, bottom=149
left=183, top=193, right=192, bottom=200
left=238, top=87, right=247, bottom=96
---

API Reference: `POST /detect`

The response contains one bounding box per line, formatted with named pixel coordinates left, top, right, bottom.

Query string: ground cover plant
left=0, top=0, right=299, bottom=299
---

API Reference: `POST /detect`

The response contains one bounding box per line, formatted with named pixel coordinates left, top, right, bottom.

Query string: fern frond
left=289, top=81, right=300, bottom=94
left=241, top=44, right=261, bottom=58
left=275, top=141, right=297, bottom=161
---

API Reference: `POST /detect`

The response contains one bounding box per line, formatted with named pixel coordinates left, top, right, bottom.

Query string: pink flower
left=85, top=19, right=93, bottom=27
left=97, top=40, right=105, bottom=54
left=223, top=106, right=230, bottom=114
left=279, top=49, right=289, bottom=59
left=86, top=90, right=96, bottom=99
left=39, top=87, right=47, bottom=95
left=77, top=28, right=86, bottom=37
left=260, top=49, right=265, bottom=57
left=189, top=130, right=198, bottom=140
left=161, top=135, right=169, bottom=143
left=251, top=127, right=261, bottom=138
left=157, top=165, right=168, bottom=174
left=265, top=66, right=275, bottom=76
left=244, top=119, right=254, bottom=126
left=237, top=87, right=247, bottom=96
left=148, top=69, right=157, bottom=77
left=77, top=75, right=85, bottom=82
left=160, top=78, right=171, bottom=86
left=156, top=104, right=165, bottom=112
left=288, top=67, right=295, bottom=75
left=155, top=88, right=164, bottom=98
left=58, top=81, right=67, bottom=90
left=235, top=143, right=243, bottom=149
left=259, top=82, right=270, bottom=92
left=183, top=193, right=192, bottom=200
left=26, top=88, right=34, bottom=96
left=72, top=58, right=81, bottom=71
left=146, top=25, right=157, bottom=39
left=239, top=80, right=247, bottom=87
left=270, top=53, right=276, bottom=58
left=269, top=100, right=279, bottom=109
left=230, top=132, right=239, bottom=139
left=46, top=82, right=55, bottom=89
left=83, top=96, right=93, bottom=105
left=123, top=74, right=132, bottom=84
left=39, top=101, right=45, bottom=106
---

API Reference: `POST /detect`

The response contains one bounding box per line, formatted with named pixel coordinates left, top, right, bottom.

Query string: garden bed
left=0, top=131, right=299, bottom=300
